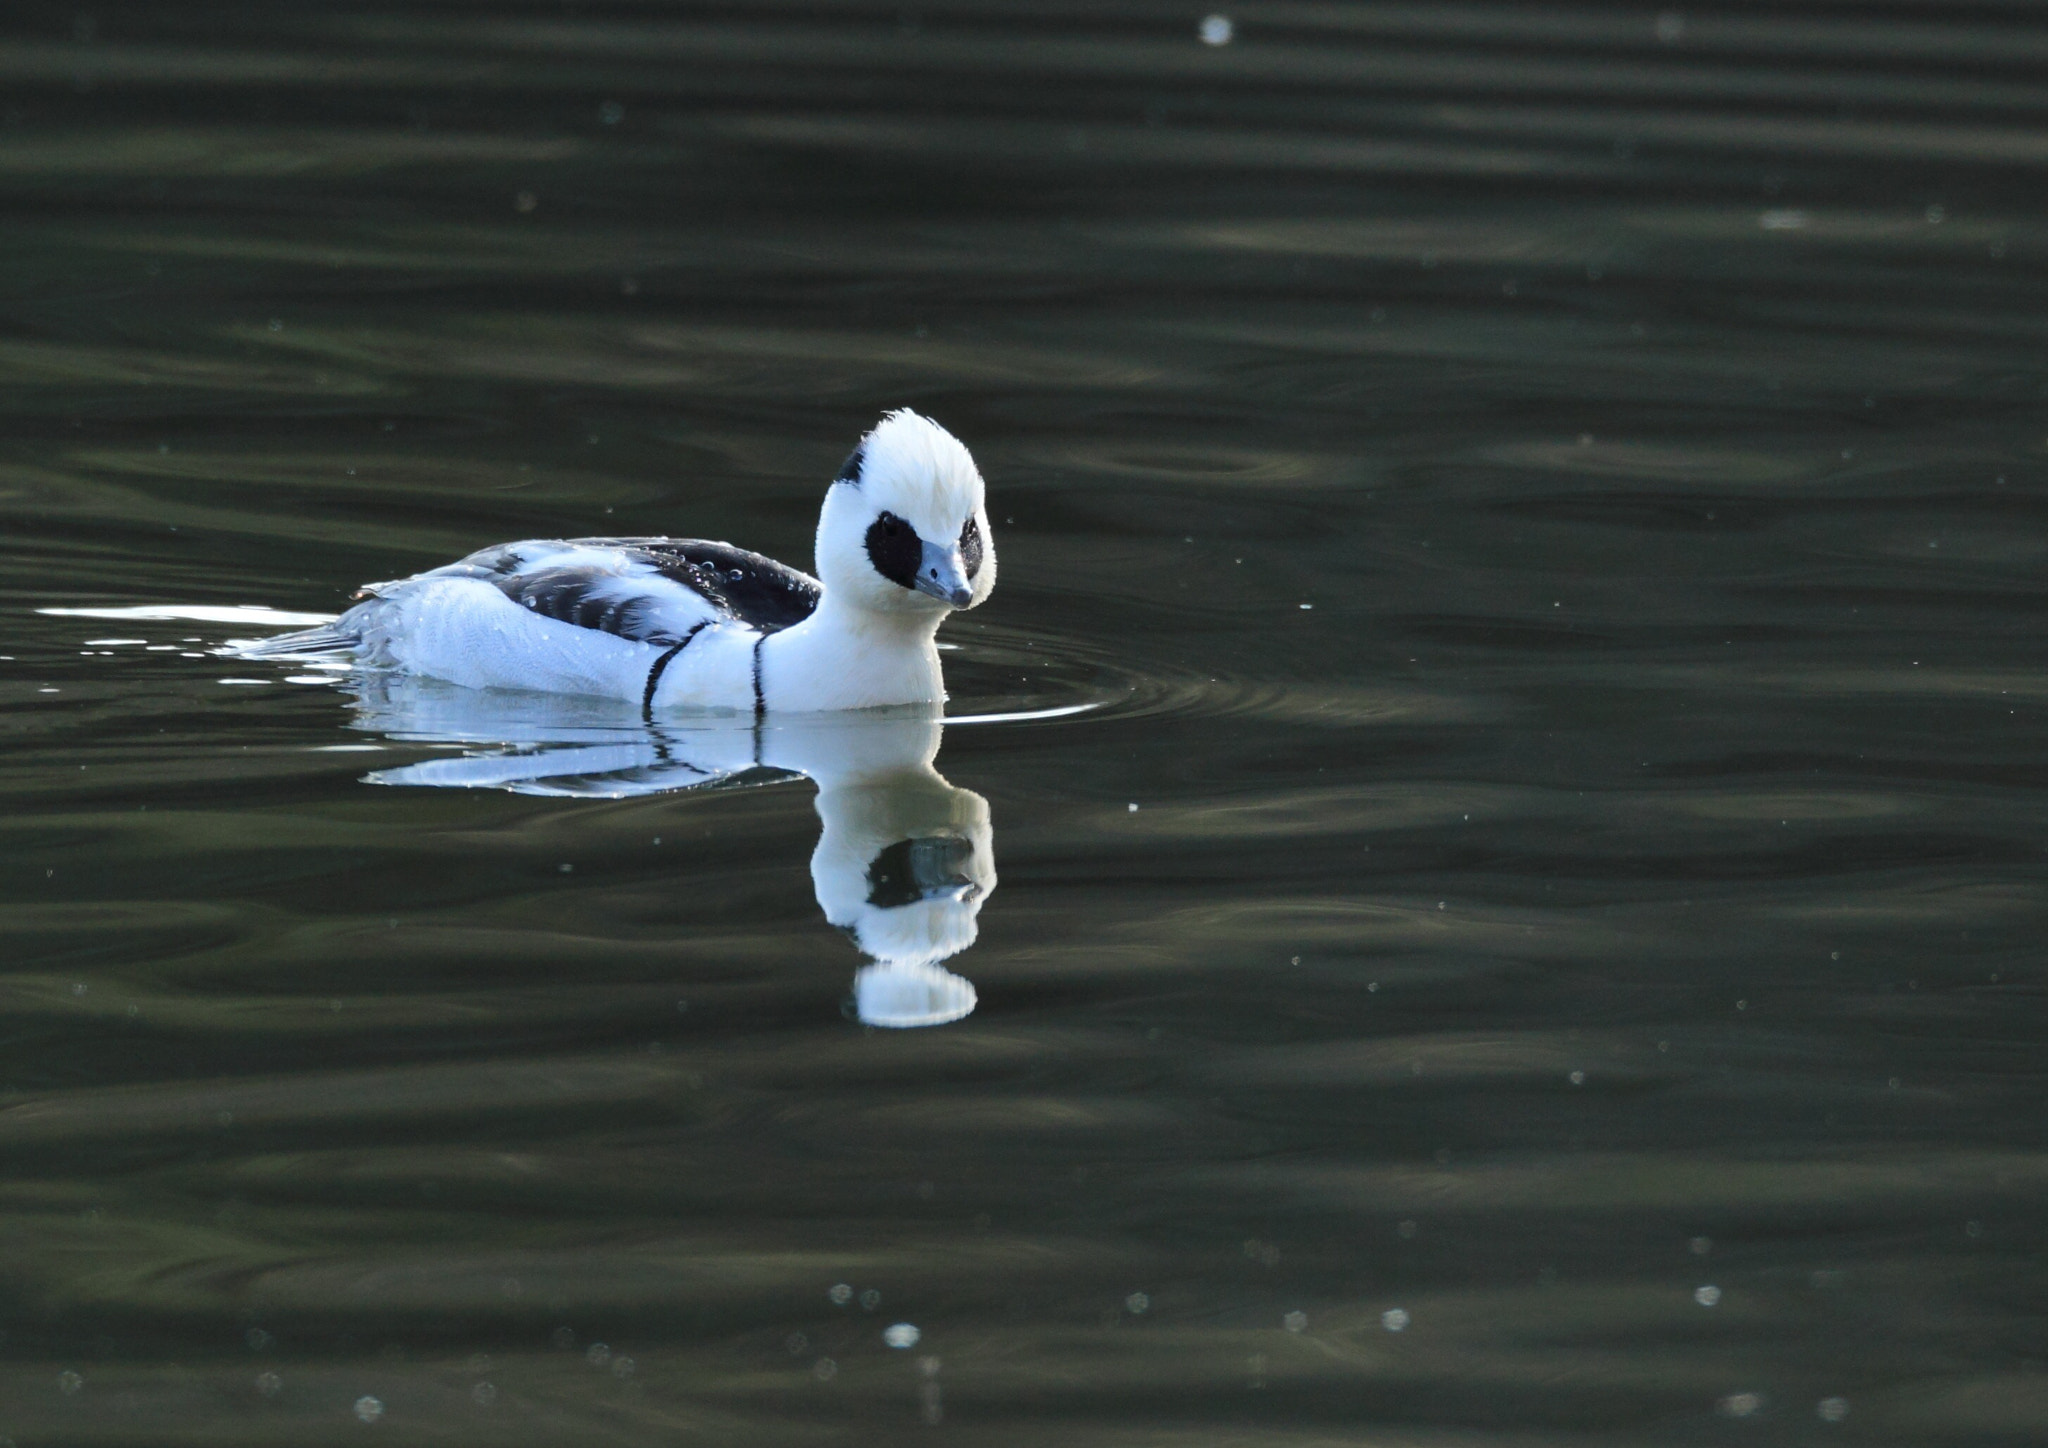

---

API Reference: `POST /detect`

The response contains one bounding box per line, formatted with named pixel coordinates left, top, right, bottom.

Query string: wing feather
left=482, top=537, right=821, bottom=643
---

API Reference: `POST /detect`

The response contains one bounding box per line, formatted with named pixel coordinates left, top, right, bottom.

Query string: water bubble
left=472, top=1382, right=497, bottom=1405
left=829, top=1283, right=853, bottom=1305
left=1381, top=1308, right=1410, bottom=1332
left=812, top=1357, right=838, bottom=1380
left=1281, top=1311, right=1307, bottom=1333
left=586, top=1343, right=611, bottom=1367
left=611, top=1356, right=635, bottom=1379
left=353, top=1394, right=383, bottom=1423
left=1690, top=1236, right=1712, bottom=1256
left=1718, top=1392, right=1763, bottom=1418
left=256, top=1371, right=282, bottom=1397
left=1925, top=204, right=1947, bottom=224
left=1198, top=15, right=1233, bottom=46
left=1694, top=1285, right=1721, bottom=1307
left=859, top=1289, right=881, bottom=1310
left=1125, top=1292, right=1150, bottom=1314
left=551, top=1326, right=576, bottom=1349
left=1817, top=1396, right=1849, bottom=1422
left=514, top=190, right=538, bottom=213
left=246, top=1328, right=273, bottom=1350
left=58, top=1370, right=83, bottom=1394
left=599, top=100, right=625, bottom=124
left=1966, top=1220, right=1985, bottom=1238
left=786, top=1333, right=809, bottom=1355
left=883, top=1323, right=921, bottom=1349
left=1128, top=802, right=1139, bottom=812
left=1568, top=1070, right=1585, bottom=1085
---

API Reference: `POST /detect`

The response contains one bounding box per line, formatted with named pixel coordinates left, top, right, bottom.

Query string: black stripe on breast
left=642, top=621, right=711, bottom=720
left=750, top=634, right=768, bottom=763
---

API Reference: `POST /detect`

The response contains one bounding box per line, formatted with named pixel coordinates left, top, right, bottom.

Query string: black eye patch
left=865, top=510, right=923, bottom=590
left=865, top=835, right=975, bottom=908
left=959, top=515, right=984, bottom=580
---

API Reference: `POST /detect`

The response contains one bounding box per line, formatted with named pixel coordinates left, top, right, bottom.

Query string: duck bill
left=913, top=542, right=974, bottom=608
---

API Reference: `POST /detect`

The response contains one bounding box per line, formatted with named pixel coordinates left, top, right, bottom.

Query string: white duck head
left=813, top=409, right=997, bottom=618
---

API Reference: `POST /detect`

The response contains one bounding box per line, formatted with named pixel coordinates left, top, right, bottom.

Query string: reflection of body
left=355, top=679, right=989, bottom=1027
left=241, top=411, right=995, bottom=715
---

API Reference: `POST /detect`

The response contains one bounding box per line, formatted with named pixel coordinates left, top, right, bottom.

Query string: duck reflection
left=348, top=675, right=989, bottom=1028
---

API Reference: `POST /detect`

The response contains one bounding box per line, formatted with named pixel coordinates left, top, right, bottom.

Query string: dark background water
left=3, top=3, right=2047, bottom=1444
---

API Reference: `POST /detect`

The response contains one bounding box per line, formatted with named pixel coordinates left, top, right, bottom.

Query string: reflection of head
left=801, top=719, right=992, bottom=1029
left=812, top=769, right=994, bottom=970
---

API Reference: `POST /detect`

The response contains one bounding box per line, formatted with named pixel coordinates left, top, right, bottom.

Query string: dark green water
left=4, top=4, right=2047, bottom=1444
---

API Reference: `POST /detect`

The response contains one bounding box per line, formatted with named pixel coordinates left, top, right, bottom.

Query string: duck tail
left=231, top=621, right=362, bottom=659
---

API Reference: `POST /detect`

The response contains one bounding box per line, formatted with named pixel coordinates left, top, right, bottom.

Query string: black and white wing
left=411, top=536, right=822, bottom=644
left=236, top=535, right=823, bottom=663
left=600, top=538, right=822, bottom=635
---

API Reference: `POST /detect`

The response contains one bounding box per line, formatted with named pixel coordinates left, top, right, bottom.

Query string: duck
left=242, top=409, right=995, bottom=716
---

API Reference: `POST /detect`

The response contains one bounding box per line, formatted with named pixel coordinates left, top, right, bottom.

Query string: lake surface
left=3, top=4, right=2046, bottom=1444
